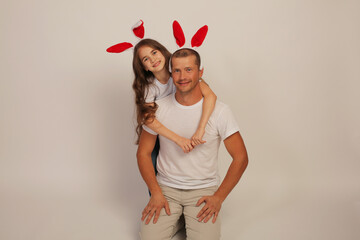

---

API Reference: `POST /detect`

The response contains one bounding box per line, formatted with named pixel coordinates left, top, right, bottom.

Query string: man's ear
left=199, top=67, right=204, bottom=79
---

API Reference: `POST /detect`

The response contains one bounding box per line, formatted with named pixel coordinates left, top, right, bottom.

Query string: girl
left=132, top=38, right=216, bottom=156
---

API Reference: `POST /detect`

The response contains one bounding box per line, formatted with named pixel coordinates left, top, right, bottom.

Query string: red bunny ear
left=132, top=20, right=145, bottom=39
left=173, top=21, right=186, bottom=47
left=106, top=42, right=133, bottom=53
left=191, top=25, right=208, bottom=47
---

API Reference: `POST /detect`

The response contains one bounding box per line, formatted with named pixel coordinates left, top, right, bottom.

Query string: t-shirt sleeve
left=142, top=124, right=158, bottom=135
left=144, top=85, right=157, bottom=103
left=217, top=105, right=240, bottom=141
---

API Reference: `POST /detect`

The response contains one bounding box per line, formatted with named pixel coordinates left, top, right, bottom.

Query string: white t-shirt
left=144, top=77, right=176, bottom=103
left=143, top=93, right=240, bottom=189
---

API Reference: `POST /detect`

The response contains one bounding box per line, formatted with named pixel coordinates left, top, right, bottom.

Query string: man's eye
left=186, top=68, right=192, bottom=72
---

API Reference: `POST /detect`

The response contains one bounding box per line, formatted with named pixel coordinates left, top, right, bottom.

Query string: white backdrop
left=1, top=0, right=359, bottom=239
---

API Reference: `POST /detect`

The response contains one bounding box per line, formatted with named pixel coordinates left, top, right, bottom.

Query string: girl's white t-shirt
left=144, top=77, right=176, bottom=103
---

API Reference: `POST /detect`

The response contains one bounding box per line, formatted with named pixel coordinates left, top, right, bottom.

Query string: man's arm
left=137, top=130, right=171, bottom=224
left=196, top=131, right=248, bottom=223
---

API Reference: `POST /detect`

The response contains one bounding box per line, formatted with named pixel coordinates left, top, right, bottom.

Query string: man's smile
left=177, top=80, right=191, bottom=86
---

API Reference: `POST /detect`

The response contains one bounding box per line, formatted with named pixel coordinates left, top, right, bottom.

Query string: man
left=137, top=48, right=248, bottom=240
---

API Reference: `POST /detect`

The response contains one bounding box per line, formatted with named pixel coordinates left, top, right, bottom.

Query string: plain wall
left=1, top=0, right=359, bottom=239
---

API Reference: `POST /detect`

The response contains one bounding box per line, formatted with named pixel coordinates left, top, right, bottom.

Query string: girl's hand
left=176, top=136, right=194, bottom=153
left=191, top=128, right=206, bottom=146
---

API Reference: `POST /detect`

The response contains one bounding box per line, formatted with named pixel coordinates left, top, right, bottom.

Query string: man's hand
left=196, top=195, right=223, bottom=223
left=142, top=192, right=171, bottom=225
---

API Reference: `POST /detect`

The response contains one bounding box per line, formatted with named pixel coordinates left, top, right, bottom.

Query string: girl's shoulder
left=147, top=77, right=175, bottom=101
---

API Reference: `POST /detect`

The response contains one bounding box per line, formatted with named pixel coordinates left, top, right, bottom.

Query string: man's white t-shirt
left=145, top=77, right=176, bottom=103
left=143, top=93, right=240, bottom=189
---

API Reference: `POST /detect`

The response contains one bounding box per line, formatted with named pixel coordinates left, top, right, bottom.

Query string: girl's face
left=138, top=46, right=166, bottom=73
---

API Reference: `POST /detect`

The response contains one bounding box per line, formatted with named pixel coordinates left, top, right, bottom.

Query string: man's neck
left=175, top=83, right=203, bottom=106
left=153, top=70, right=170, bottom=84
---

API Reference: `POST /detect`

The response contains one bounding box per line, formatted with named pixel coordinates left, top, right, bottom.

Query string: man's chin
left=176, top=87, right=192, bottom=95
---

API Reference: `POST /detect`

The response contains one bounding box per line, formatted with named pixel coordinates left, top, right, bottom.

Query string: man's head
left=171, top=48, right=203, bottom=94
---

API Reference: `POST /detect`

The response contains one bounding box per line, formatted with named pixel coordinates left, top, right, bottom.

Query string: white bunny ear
left=173, top=20, right=186, bottom=47
left=132, top=20, right=145, bottom=39
left=191, top=25, right=208, bottom=47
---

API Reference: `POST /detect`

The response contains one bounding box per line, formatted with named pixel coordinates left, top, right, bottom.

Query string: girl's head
left=133, top=39, right=171, bottom=80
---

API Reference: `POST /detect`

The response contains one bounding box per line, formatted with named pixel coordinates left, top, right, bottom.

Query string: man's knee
left=185, top=217, right=221, bottom=240
left=183, top=204, right=221, bottom=240
left=140, top=205, right=183, bottom=240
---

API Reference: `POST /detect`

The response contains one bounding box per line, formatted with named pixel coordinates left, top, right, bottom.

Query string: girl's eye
left=143, top=58, right=148, bottom=62
left=152, top=51, right=157, bottom=55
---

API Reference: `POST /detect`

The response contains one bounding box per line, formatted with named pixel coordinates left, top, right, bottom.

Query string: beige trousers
left=140, top=185, right=221, bottom=240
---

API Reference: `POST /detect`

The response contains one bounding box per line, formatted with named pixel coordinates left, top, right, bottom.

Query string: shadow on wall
left=97, top=72, right=148, bottom=237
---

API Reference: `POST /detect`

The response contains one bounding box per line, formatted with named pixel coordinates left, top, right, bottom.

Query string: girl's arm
left=144, top=103, right=193, bottom=153
left=192, top=79, right=217, bottom=146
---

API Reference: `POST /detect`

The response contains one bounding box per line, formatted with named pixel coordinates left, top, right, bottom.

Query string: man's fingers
left=212, top=212, right=218, bottom=223
left=196, top=204, right=208, bottom=218
left=153, top=208, right=161, bottom=224
left=165, top=201, right=171, bottom=216
left=196, top=196, right=206, bottom=207
left=141, top=207, right=150, bottom=221
left=203, top=211, right=214, bottom=223
left=145, top=209, right=155, bottom=225
left=198, top=208, right=212, bottom=221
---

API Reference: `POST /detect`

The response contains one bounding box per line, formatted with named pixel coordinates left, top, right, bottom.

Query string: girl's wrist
left=197, top=125, right=206, bottom=131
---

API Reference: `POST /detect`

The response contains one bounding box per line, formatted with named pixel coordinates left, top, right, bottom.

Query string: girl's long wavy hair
left=132, top=39, right=171, bottom=144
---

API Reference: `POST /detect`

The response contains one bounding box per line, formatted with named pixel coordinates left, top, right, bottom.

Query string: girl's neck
left=153, top=70, right=170, bottom=84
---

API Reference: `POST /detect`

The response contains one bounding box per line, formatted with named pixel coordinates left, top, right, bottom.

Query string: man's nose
left=179, top=71, right=185, bottom=80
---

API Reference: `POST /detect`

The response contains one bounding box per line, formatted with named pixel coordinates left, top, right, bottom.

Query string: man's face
left=171, top=55, right=203, bottom=94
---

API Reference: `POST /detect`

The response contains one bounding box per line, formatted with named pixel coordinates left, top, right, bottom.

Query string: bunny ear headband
left=171, top=20, right=208, bottom=71
left=172, top=20, right=208, bottom=49
left=106, top=20, right=145, bottom=53
left=106, top=19, right=209, bottom=68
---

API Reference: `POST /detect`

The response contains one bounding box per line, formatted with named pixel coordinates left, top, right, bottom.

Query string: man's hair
left=171, top=48, right=201, bottom=69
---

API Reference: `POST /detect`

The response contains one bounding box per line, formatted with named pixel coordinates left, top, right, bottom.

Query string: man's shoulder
left=155, top=93, right=173, bottom=104
left=213, top=100, right=231, bottom=115
left=154, top=94, right=174, bottom=111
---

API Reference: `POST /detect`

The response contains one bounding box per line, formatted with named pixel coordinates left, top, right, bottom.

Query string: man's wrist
left=213, top=191, right=226, bottom=203
left=149, top=187, right=163, bottom=196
